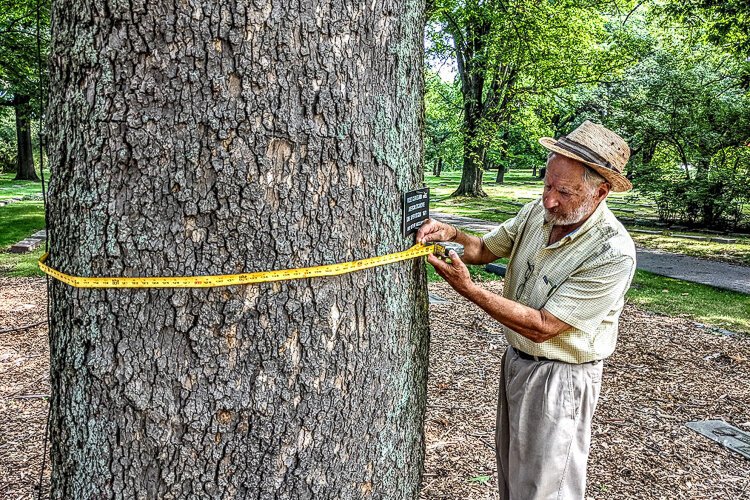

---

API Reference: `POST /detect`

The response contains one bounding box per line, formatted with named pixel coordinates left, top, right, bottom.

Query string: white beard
left=544, top=196, right=596, bottom=226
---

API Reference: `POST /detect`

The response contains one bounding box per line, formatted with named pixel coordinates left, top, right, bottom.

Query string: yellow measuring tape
left=38, top=243, right=443, bottom=289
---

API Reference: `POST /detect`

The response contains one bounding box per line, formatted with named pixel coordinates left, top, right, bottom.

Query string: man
left=417, top=121, right=636, bottom=499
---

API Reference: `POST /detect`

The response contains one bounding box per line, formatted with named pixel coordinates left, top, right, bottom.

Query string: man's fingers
left=445, top=250, right=456, bottom=265
left=417, top=219, right=440, bottom=244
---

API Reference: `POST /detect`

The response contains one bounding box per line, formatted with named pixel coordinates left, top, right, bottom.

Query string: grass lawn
left=0, top=173, right=47, bottom=277
left=630, top=233, right=750, bottom=266
left=627, top=270, right=750, bottom=334
left=0, top=171, right=47, bottom=200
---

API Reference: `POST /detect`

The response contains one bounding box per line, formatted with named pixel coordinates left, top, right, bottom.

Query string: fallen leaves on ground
left=1, top=278, right=749, bottom=499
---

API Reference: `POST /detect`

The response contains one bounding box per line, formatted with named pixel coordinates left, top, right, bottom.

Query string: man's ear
left=596, top=182, right=611, bottom=202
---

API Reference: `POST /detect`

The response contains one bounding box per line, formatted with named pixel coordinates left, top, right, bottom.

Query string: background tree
left=664, top=0, right=750, bottom=56
left=46, top=1, right=429, bottom=497
left=426, top=0, right=636, bottom=197
left=424, top=71, right=463, bottom=176
left=576, top=15, right=750, bottom=229
left=0, top=0, right=49, bottom=181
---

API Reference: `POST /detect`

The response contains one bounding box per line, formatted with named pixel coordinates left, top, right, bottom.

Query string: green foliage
left=424, top=71, right=463, bottom=172
left=584, top=21, right=750, bottom=229
left=0, top=0, right=50, bottom=98
left=663, top=0, right=750, bottom=56
left=468, top=475, right=491, bottom=485
left=0, top=107, right=16, bottom=172
left=425, top=0, right=645, bottom=195
left=0, top=0, right=50, bottom=178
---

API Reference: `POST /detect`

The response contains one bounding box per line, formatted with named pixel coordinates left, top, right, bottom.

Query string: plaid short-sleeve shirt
left=482, top=199, right=636, bottom=363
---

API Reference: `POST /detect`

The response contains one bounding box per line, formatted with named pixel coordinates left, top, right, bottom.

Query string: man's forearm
left=461, top=283, right=569, bottom=343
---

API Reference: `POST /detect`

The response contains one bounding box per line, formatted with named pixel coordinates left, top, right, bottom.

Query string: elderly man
left=417, top=121, right=636, bottom=499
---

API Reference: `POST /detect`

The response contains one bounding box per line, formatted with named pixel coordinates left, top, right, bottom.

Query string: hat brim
left=539, top=137, right=632, bottom=192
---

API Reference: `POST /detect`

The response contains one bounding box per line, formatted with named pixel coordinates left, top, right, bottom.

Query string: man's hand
left=427, top=250, right=476, bottom=297
left=416, top=219, right=457, bottom=245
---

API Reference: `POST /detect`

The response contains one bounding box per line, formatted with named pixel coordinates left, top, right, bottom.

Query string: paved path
left=432, top=211, right=750, bottom=295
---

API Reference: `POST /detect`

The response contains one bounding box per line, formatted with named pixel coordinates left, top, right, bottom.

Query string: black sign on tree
left=403, top=187, right=430, bottom=237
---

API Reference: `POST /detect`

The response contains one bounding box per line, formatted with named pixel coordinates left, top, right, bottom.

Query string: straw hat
left=539, top=120, right=632, bottom=192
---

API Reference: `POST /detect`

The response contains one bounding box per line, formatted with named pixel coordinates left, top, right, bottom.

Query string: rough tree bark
left=46, top=0, right=428, bottom=498
left=12, top=95, right=39, bottom=181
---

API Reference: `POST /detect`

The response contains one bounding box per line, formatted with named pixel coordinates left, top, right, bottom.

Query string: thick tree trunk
left=13, top=95, right=38, bottom=181
left=495, top=164, right=505, bottom=184
left=46, top=1, right=428, bottom=498
left=433, top=157, right=442, bottom=177
left=452, top=132, right=487, bottom=197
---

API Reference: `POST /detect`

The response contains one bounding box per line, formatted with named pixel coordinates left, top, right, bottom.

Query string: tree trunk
left=495, top=164, right=505, bottom=184
left=46, top=1, right=428, bottom=498
left=13, top=95, right=38, bottom=181
left=453, top=134, right=487, bottom=196
left=452, top=97, right=487, bottom=197
left=434, top=157, right=442, bottom=177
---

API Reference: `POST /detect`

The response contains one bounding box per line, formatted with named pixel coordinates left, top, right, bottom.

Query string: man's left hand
left=427, top=250, right=476, bottom=297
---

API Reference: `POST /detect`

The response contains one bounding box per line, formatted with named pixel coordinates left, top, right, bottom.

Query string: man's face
left=542, top=155, right=600, bottom=226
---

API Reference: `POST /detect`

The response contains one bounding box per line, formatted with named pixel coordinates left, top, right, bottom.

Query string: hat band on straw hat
left=556, top=136, right=617, bottom=173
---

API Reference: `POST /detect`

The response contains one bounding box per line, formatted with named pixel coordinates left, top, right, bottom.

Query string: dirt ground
left=2, top=278, right=749, bottom=499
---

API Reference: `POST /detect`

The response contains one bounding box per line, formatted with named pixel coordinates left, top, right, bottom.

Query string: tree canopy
left=424, top=0, right=750, bottom=229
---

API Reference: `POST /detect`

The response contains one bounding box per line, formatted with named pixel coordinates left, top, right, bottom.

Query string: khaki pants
left=496, top=346, right=603, bottom=500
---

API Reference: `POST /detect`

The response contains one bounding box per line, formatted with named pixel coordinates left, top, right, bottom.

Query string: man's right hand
left=416, top=219, right=457, bottom=245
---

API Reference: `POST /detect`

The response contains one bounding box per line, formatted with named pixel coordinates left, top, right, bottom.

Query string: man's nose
left=543, top=193, right=559, bottom=209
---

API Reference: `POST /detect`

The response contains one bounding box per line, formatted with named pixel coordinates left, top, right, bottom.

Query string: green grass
left=0, top=171, right=47, bottom=200
left=426, top=260, right=507, bottom=283
left=0, top=174, right=47, bottom=277
left=630, top=233, right=750, bottom=266
left=627, top=270, right=750, bottom=334
left=0, top=247, right=45, bottom=277
left=0, top=200, right=45, bottom=247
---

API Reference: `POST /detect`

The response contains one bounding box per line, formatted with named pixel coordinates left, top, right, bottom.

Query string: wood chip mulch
left=2, top=278, right=749, bottom=499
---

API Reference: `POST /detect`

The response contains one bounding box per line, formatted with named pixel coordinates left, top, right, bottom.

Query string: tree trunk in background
left=452, top=84, right=487, bottom=197
left=46, top=1, right=428, bottom=498
left=13, top=95, right=38, bottom=181
left=434, top=157, right=442, bottom=176
left=453, top=133, right=487, bottom=196
left=495, top=164, right=505, bottom=184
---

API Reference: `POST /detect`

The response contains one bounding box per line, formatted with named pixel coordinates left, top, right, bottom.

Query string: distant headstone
left=485, top=263, right=507, bottom=277
left=10, top=239, right=42, bottom=253
left=710, top=237, right=737, bottom=244
left=675, top=234, right=709, bottom=242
